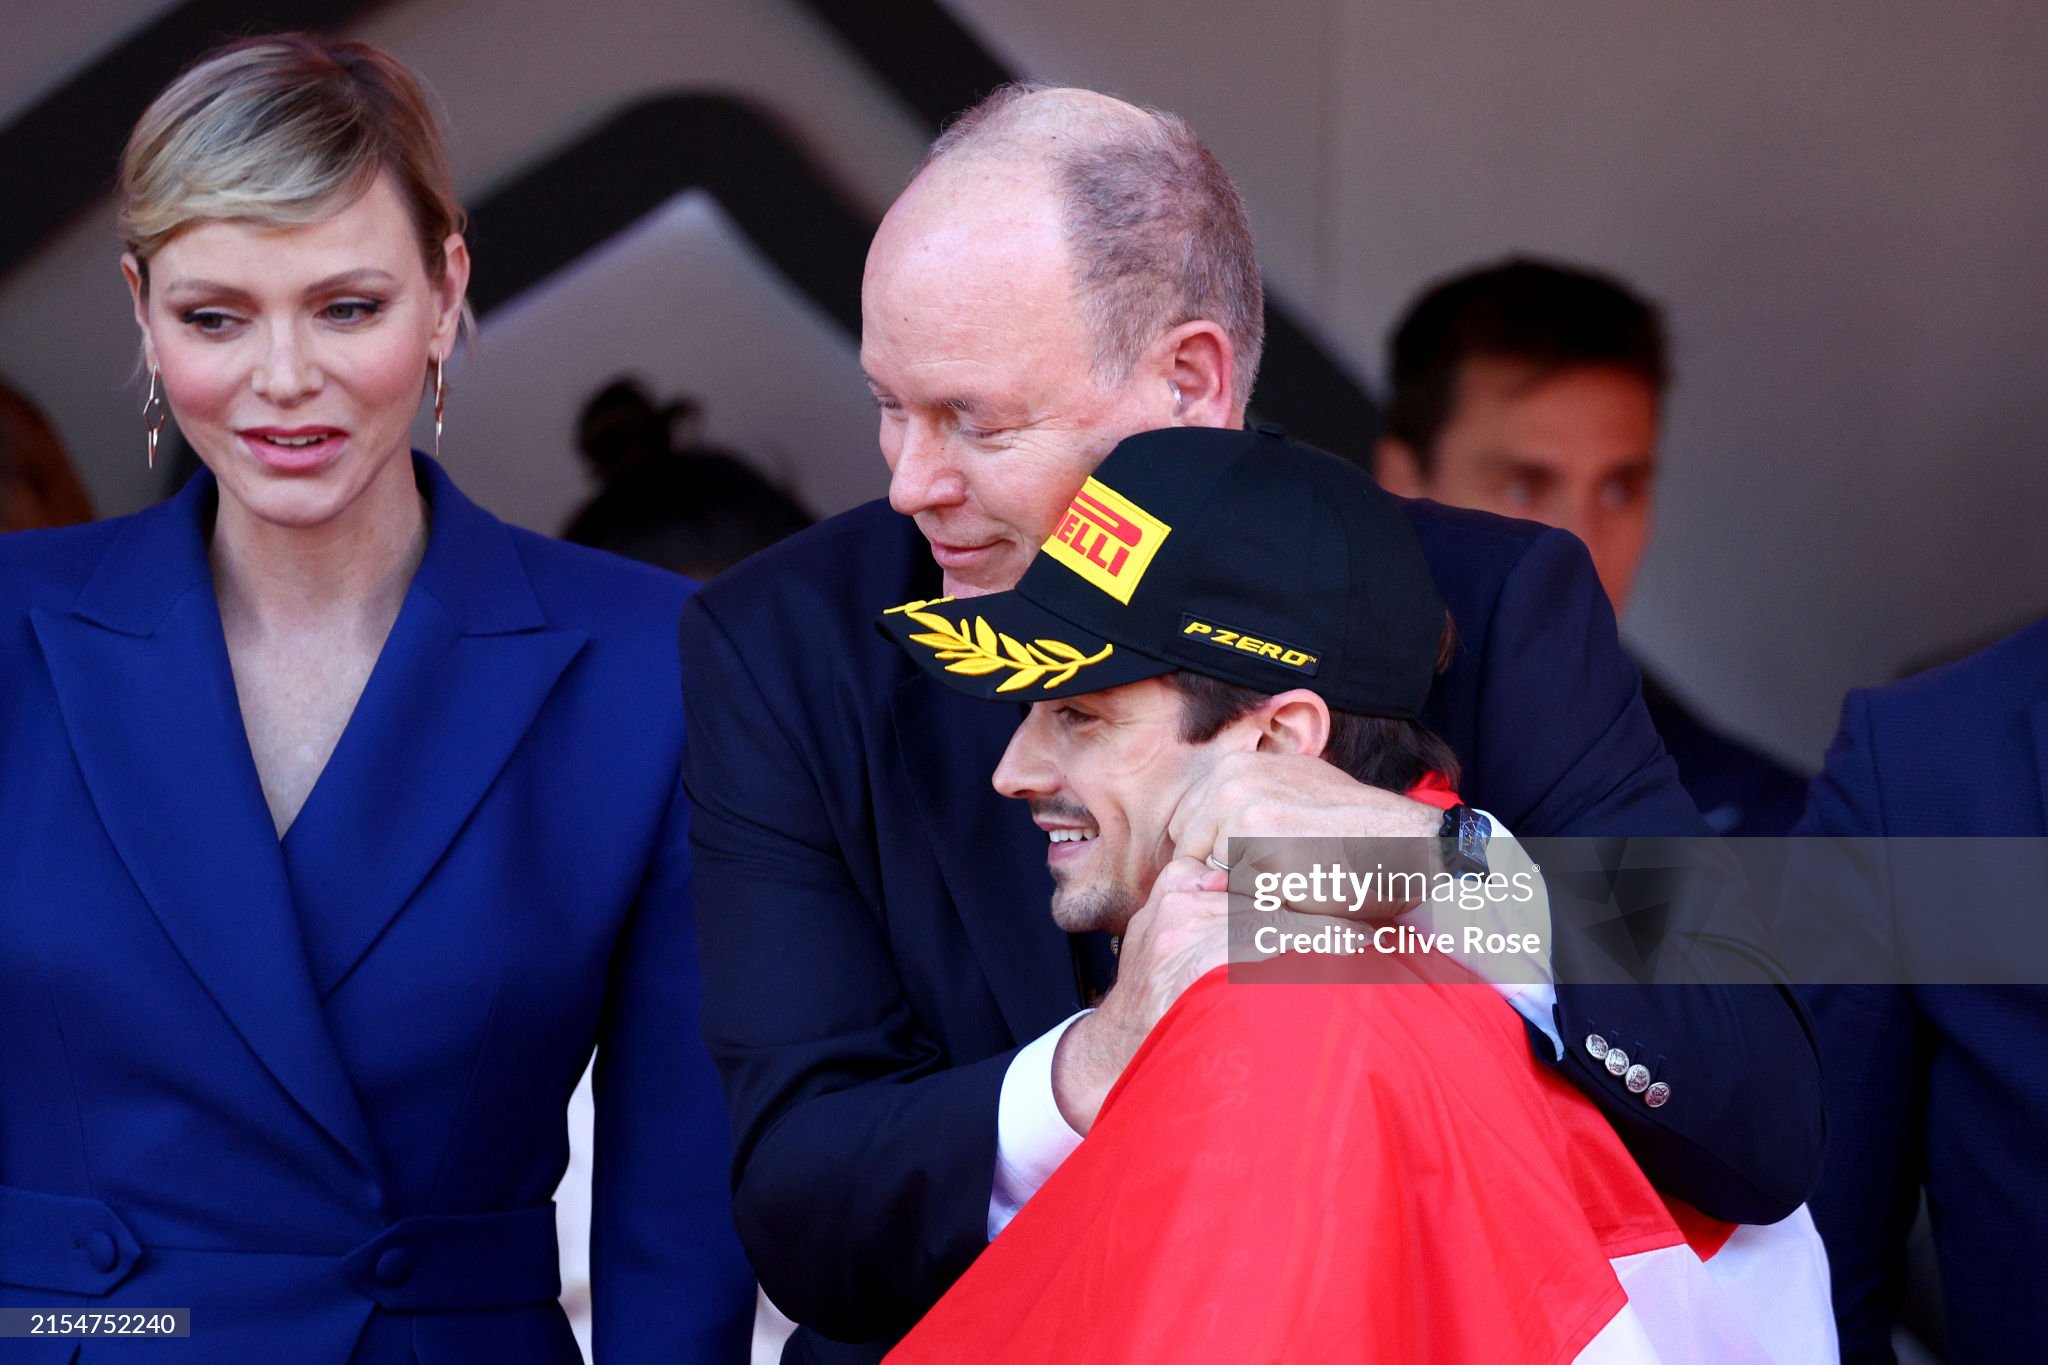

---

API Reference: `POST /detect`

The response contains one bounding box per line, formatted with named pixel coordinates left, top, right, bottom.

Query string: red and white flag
left=889, top=963, right=1833, bottom=1364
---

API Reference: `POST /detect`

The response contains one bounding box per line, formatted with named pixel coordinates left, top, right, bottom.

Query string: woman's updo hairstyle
left=117, top=34, right=466, bottom=292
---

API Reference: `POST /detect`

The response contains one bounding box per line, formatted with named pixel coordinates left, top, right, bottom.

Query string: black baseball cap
left=878, top=424, right=1447, bottom=717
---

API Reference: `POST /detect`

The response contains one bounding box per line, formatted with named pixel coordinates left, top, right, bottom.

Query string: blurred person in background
left=0, top=376, right=95, bottom=532
left=1793, top=612, right=2048, bottom=1363
left=561, top=378, right=812, bottom=578
left=0, top=34, right=750, bottom=1360
left=1376, top=257, right=1808, bottom=836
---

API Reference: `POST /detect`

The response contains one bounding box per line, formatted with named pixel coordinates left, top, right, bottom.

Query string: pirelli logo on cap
left=1043, top=478, right=1171, bottom=604
left=1181, top=615, right=1320, bottom=674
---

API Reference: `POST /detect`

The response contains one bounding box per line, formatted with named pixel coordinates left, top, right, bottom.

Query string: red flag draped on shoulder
left=888, top=851, right=1833, bottom=1363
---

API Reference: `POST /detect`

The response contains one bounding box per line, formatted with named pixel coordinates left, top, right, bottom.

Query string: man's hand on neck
left=1049, top=756, right=1455, bottom=1136
left=1051, top=856, right=1228, bottom=1134
left=1167, top=751, right=1443, bottom=863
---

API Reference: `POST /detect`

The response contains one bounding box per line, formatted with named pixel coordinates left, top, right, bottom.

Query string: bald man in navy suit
left=682, top=85, right=1824, bottom=1363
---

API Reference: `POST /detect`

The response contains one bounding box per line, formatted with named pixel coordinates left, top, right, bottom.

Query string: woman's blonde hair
left=118, top=34, right=466, bottom=290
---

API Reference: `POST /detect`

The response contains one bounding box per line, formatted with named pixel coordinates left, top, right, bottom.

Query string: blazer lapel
left=281, top=459, right=585, bottom=998
left=29, top=477, right=379, bottom=1178
left=891, top=671, right=1076, bottom=1040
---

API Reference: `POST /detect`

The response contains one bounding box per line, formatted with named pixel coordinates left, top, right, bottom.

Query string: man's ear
left=1374, top=436, right=1428, bottom=498
left=1249, top=688, right=1331, bottom=759
left=1156, top=320, right=1236, bottom=428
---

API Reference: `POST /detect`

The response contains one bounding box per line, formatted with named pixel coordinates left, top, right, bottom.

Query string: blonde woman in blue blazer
left=0, top=35, right=750, bottom=1362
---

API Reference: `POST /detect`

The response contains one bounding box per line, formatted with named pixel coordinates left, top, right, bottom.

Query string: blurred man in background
left=1376, top=258, right=1806, bottom=835
left=1793, top=618, right=2048, bottom=1362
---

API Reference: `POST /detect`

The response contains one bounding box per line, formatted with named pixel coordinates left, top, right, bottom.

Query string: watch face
left=1458, top=810, right=1490, bottom=857
left=1441, top=805, right=1490, bottom=876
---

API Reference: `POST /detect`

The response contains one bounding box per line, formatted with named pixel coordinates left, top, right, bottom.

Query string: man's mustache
left=1029, top=796, right=1096, bottom=828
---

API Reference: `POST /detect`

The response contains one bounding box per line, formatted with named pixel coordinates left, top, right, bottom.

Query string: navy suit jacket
left=681, top=495, right=1824, bottom=1362
left=1794, top=616, right=2048, bottom=1363
left=1640, top=668, right=1809, bottom=837
left=0, top=458, right=752, bottom=1363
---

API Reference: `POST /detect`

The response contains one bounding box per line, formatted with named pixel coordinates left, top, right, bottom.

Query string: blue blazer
left=0, top=458, right=752, bottom=1363
left=1640, top=668, right=1809, bottom=837
left=680, top=496, right=1825, bottom=1363
left=1794, top=616, right=2048, bottom=1362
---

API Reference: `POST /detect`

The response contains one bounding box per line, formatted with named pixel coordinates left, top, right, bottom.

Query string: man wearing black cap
left=876, top=425, right=1834, bottom=1362
left=876, top=423, right=1476, bottom=1131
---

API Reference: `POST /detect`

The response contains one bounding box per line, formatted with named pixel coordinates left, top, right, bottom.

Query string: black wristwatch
left=1438, top=803, right=1491, bottom=877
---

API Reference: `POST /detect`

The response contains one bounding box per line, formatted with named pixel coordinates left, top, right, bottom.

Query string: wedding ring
left=1205, top=853, right=1231, bottom=873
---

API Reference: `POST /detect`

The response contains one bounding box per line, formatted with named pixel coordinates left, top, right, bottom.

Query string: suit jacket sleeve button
left=1584, top=1033, right=1610, bottom=1060
left=1603, top=1047, right=1630, bottom=1076
left=1645, top=1081, right=1672, bottom=1108
left=1624, top=1064, right=1652, bottom=1093
left=375, top=1247, right=414, bottom=1286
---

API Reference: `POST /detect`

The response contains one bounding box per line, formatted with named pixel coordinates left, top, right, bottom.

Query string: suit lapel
left=892, top=671, right=1076, bottom=1040
left=30, top=479, right=378, bottom=1177
left=282, top=459, right=585, bottom=997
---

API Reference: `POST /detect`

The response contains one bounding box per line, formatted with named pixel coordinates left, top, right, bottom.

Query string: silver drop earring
left=431, top=356, right=445, bottom=459
left=142, top=367, right=167, bottom=471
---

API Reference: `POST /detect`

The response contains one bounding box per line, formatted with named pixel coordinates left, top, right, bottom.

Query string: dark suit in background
left=682, top=495, right=1825, bottom=1363
left=1795, top=616, right=2048, bottom=1363
left=1641, top=668, right=1809, bottom=836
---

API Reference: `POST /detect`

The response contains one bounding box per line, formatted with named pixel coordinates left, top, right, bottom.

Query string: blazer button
left=1603, top=1047, right=1630, bottom=1076
left=374, top=1247, right=414, bottom=1287
left=1584, top=1034, right=1610, bottom=1061
left=84, top=1230, right=118, bottom=1274
left=1624, top=1064, right=1652, bottom=1094
left=1645, top=1081, right=1673, bottom=1109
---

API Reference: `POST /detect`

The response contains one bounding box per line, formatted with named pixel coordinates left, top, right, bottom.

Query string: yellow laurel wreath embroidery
left=882, top=596, right=956, bottom=615
left=902, top=609, right=1113, bottom=693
